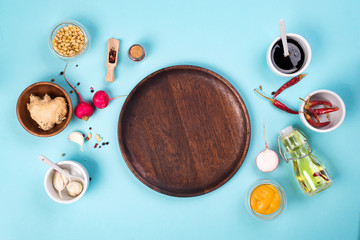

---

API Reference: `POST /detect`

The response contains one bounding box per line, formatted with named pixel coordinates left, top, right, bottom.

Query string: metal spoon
left=279, top=19, right=289, bottom=57
left=38, top=155, right=85, bottom=186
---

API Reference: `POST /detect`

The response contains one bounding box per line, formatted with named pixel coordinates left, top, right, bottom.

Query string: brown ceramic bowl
left=16, top=82, right=73, bottom=137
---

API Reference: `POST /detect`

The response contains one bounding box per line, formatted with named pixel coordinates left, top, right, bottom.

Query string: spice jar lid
left=128, top=44, right=145, bottom=61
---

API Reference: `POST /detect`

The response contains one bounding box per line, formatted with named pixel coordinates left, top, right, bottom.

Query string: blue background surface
left=1, top=0, right=359, bottom=239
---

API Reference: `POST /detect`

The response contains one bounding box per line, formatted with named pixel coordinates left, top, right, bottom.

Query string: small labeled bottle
left=278, top=126, right=332, bottom=196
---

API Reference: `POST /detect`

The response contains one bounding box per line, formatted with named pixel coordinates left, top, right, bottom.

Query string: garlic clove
left=53, top=171, right=64, bottom=199
left=58, top=190, right=63, bottom=199
left=66, top=181, right=83, bottom=197
left=52, top=169, right=70, bottom=199
left=61, top=172, right=69, bottom=187
left=68, top=131, right=85, bottom=152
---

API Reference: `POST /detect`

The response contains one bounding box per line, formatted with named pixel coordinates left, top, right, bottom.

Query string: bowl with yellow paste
left=246, top=179, right=286, bottom=220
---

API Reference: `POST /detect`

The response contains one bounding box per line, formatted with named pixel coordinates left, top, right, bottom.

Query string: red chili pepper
left=313, top=107, right=339, bottom=115
left=320, top=170, right=329, bottom=180
left=313, top=171, right=329, bottom=181
left=254, top=89, right=298, bottom=114
left=309, top=100, right=332, bottom=108
left=303, top=112, right=331, bottom=127
left=306, top=108, right=320, bottom=123
left=324, top=106, right=330, bottom=120
left=299, top=98, right=320, bottom=122
left=300, top=97, right=333, bottom=109
left=272, top=74, right=307, bottom=98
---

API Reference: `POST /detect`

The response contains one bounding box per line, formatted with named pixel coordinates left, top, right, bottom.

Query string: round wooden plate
left=118, top=65, right=251, bottom=197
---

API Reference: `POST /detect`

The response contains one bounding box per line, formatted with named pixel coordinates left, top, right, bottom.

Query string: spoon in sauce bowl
left=279, top=19, right=289, bottom=57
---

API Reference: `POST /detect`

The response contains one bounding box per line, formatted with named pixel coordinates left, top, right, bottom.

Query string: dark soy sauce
left=271, top=39, right=305, bottom=74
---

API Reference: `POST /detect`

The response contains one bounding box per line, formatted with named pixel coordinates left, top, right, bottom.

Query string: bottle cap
left=279, top=126, right=293, bottom=137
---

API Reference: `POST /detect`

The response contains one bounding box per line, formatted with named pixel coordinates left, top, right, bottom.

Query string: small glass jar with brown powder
left=128, top=44, right=145, bottom=61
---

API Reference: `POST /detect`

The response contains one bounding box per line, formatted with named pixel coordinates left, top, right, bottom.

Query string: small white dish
left=299, top=90, right=346, bottom=133
left=44, top=160, right=89, bottom=204
left=267, top=33, right=311, bottom=77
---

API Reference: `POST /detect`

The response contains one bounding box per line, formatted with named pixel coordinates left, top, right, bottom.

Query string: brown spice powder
left=130, top=45, right=143, bottom=58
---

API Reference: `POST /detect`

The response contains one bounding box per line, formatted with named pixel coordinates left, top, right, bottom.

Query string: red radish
left=92, top=90, right=126, bottom=109
left=63, top=64, right=94, bottom=121
left=74, top=102, right=94, bottom=121
left=256, top=123, right=279, bottom=172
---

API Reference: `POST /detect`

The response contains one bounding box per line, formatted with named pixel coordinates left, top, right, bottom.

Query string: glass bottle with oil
left=278, top=126, right=332, bottom=196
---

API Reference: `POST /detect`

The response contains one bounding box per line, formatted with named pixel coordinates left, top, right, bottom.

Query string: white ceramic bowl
left=267, top=33, right=311, bottom=77
left=44, top=160, right=89, bottom=204
left=299, top=90, right=346, bottom=132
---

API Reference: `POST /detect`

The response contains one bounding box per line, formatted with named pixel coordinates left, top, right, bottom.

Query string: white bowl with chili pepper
left=299, top=90, right=346, bottom=132
left=49, top=20, right=90, bottom=61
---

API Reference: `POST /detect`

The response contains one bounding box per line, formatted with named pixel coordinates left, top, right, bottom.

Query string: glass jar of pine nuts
left=49, top=20, right=90, bottom=61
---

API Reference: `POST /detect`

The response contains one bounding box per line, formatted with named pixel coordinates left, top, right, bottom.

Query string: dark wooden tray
left=118, top=65, right=251, bottom=197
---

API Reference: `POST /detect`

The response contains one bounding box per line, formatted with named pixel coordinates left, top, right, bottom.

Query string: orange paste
left=250, top=184, right=281, bottom=215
